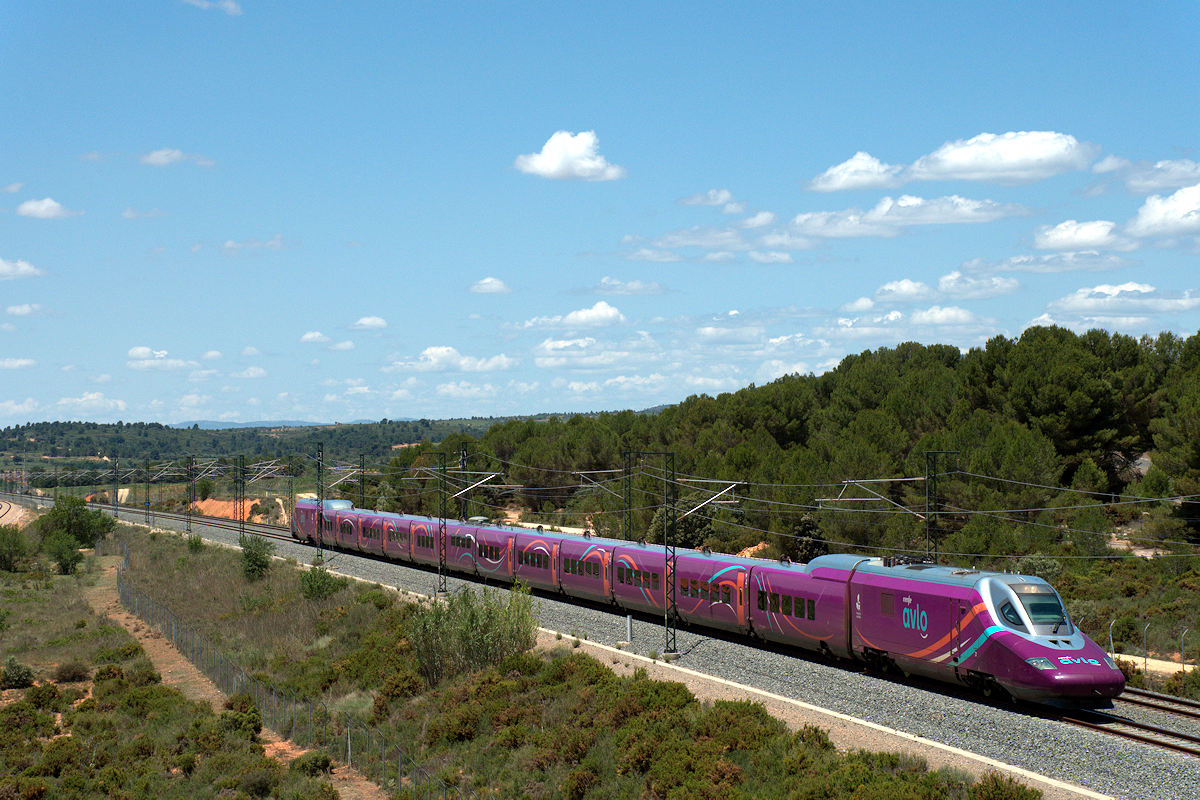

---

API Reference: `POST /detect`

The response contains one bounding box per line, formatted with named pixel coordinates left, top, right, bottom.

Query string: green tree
left=0, top=525, right=26, bottom=572
left=38, top=495, right=115, bottom=548
left=195, top=478, right=215, bottom=501
left=44, top=531, right=83, bottom=575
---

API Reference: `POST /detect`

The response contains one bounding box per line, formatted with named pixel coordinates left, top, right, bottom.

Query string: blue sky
left=3, top=2, right=1198, bottom=425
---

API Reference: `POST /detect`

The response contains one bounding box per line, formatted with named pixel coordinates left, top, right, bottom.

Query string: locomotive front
left=976, top=576, right=1125, bottom=705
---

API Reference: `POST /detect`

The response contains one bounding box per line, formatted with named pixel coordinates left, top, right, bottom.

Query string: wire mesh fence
left=114, top=566, right=482, bottom=799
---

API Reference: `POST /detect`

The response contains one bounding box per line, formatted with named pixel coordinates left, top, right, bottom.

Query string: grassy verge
left=117, top=527, right=1041, bottom=799
left=0, top=547, right=340, bottom=799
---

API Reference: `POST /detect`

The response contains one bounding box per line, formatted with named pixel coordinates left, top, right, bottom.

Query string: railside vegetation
left=116, top=525, right=1042, bottom=798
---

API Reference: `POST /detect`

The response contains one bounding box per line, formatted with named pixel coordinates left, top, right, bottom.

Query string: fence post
left=347, top=715, right=352, bottom=766
left=1144, top=621, right=1151, bottom=672
left=1108, top=619, right=1115, bottom=657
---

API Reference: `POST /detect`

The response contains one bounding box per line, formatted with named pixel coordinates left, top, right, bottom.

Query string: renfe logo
left=902, top=604, right=928, bottom=635
left=1059, top=656, right=1101, bottom=666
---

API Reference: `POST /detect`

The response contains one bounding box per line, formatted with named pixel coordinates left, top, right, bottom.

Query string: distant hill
left=172, top=420, right=328, bottom=430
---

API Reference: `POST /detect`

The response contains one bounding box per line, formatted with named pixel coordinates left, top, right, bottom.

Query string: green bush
left=299, top=565, right=348, bottom=600
left=407, top=585, right=537, bottom=685
left=290, top=751, right=332, bottom=777
left=241, top=537, right=275, bottom=581
left=25, top=682, right=64, bottom=712
left=43, top=531, right=83, bottom=575
left=52, top=660, right=90, bottom=683
left=1, top=656, right=35, bottom=689
left=973, top=771, right=1043, bottom=800
left=187, top=534, right=204, bottom=553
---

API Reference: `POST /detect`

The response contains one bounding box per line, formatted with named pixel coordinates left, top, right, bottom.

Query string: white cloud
left=625, top=248, right=682, bottom=262
left=910, top=305, right=977, bottom=325
left=594, top=276, right=666, bottom=296
left=202, top=350, right=222, bottom=360
left=179, top=393, right=210, bottom=408
left=908, top=131, right=1097, bottom=183
left=679, top=188, right=733, bottom=206
left=127, top=346, right=169, bottom=359
left=6, top=303, right=40, bottom=316
left=0, top=358, right=35, bottom=369
left=747, top=251, right=792, bottom=264
left=792, top=194, right=1023, bottom=237
left=531, top=337, right=628, bottom=369
left=1091, top=155, right=1129, bottom=174
left=435, top=381, right=497, bottom=399
left=758, top=231, right=815, bottom=250
left=393, top=346, right=515, bottom=373
left=183, top=0, right=243, bottom=14
left=875, top=279, right=932, bottom=302
left=809, top=151, right=903, bottom=191
left=0, top=398, right=37, bottom=415
left=937, top=270, right=1019, bottom=299
left=0, top=323, right=14, bottom=332
left=57, top=392, right=126, bottom=412
left=0, top=258, right=43, bottom=280
left=1034, top=219, right=1134, bottom=251
left=741, top=211, right=776, bottom=228
left=840, top=297, right=875, bottom=312
left=300, top=331, right=329, bottom=343
left=655, top=226, right=746, bottom=250
left=3, top=182, right=23, bottom=193
left=514, top=130, right=625, bottom=181
left=470, top=277, right=510, bottom=294
left=330, top=340, right=354, bottom=351
left=696, top=326, right=764, bottom=343
left=703, top=252, right=737, bottom=262
left=140, top=147, right=215, bottom=167
left=1126, top=183, right=1200, bottom=237
left=16, top=197, right=81, bottom=219
left=1049, top=282, right=1200, bottom=315
left=189, top=369, right=218, bottom=381
left=604, top=373, right=667, bottom=391
left=128, top=356, right=197, bottom=371
left=1093, top=156, right=1200, bottom=193
left=352, top=315, right=387, bottom=330
left=521, top=301, right=625, bottom=329
left=242, top=346, right=261, bottom=356
left=223, top=233, right=282, bottom=252
left=231, top=366, right=266, bottom=378
left=122, top=207, right=166, bottom=219
left=964, top=251, right=1131, bottom=274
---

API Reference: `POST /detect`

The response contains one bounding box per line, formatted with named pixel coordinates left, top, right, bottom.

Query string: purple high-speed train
left=292, top=499, right=1124, bottom=706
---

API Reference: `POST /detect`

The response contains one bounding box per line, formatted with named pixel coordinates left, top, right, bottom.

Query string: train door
left=952, top=598, right=969, bottom=667
left=551, top=542, right=560, bottom=589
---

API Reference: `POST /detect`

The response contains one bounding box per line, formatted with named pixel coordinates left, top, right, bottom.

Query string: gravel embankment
left=13, top=497, right=1197, bottom=800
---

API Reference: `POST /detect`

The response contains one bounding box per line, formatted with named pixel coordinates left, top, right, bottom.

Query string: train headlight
left=1025, top=657, right=1057, bottom=671
left=1103, top=657, right=1119, bottom=670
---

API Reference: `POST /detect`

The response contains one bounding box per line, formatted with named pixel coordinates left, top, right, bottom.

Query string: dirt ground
left=82, top=557, right=387, bottom=800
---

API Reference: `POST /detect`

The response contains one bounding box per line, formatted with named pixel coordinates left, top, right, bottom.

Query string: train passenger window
left=652, top=572, right=659, bottom=590
left=721, top=585, right=731, bottom=604
left=880, top=592, right=895, bottom=616
left=701, top=580, right=709, bottom=597
left=769, top=593, right=780, bottom=613
left=807, top=598, right=816, bottom=620
left=689, top=579, right=698, bottom=597
left=757, top=591, right=766, bottom=611
left=782, top=595, right=792, bottom=616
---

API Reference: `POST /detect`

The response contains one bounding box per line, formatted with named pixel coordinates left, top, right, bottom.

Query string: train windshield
left=1014, top=586, right=1070, bottom=633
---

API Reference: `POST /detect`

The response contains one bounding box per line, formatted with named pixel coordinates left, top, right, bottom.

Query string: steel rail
left=1057, top=709, right=1200, bottom=758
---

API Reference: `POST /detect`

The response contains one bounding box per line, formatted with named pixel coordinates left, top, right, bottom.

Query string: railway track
left=1118, top=686, right=1200, bottom=722
left=1057, top=706, right=1200, bottom=758
left=129, top=506, right=295, bottom=543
